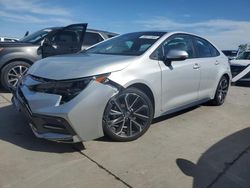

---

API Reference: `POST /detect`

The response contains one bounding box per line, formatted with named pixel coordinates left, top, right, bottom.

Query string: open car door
left=41, top=23, right=87, bottom=58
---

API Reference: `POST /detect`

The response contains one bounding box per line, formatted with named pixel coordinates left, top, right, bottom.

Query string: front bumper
left=12, top=80, right=119, bottom=143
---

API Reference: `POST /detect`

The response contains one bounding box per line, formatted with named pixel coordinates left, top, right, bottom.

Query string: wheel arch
left=0, top=58, right=34, bottom=88
left=222, top=73, right=230, bottom=83
left=211, top=72, right=231, bottom=99
left=0, top=58, right=33, bottom=73
left=127, top=83, right=155, bottom=116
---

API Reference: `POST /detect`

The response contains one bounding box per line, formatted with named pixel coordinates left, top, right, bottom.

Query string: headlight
left=29, top=73, right=110, bottom=104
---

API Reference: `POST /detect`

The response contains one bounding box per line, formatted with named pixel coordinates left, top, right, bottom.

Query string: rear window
left=193, top=37, right=220, bottom=58
left=193, top=38, right=212, bottom=58
left=208, top=43, right=220, bottom=57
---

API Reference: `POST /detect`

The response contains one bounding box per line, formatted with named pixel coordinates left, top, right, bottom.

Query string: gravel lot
left=0, top=83, right=249, bottom=188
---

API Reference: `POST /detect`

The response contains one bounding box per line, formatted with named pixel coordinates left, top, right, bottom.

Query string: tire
left=103, top=87, right=154, bottom=142
left=210, top=75, right=229, bottom=106
left=1, top=61, right=31, bottom=91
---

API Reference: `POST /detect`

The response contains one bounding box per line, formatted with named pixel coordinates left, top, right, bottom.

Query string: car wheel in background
left=1, top=61, right=30, bottom=91
left=103, top=87, right=154, bottom=142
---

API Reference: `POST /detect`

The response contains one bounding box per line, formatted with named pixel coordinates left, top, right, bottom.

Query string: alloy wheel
left=104, top=92, right=151, bottom=138
left=7, top=65, right=29, bottom=87
left=217, top=77, right=229, bottom=104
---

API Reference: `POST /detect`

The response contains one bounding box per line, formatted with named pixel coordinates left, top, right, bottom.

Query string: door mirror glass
left=163, top=50, right=188, bottom=65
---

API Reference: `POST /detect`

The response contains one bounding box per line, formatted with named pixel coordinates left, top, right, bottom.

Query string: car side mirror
left=163, top=50, right=189, bottom=66
left=24, top=31, right=29, bottom=37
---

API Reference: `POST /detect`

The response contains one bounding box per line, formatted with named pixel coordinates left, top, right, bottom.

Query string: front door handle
left=193, top=63, right=200, bottom=69
left=215, top=61, right=220, bottom=65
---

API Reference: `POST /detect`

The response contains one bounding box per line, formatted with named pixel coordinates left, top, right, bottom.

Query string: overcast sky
left=0, top=0, right=250, bottom=50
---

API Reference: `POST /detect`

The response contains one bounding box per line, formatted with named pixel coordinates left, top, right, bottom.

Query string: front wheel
left=1, top=61, right=30, bottom=91
left=210, top=76, right=229, bottom=106
left=103, top=87, right=154, bottom=142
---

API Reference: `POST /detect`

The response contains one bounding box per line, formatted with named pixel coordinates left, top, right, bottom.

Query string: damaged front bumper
left=12, top=77, right=120, bottom=143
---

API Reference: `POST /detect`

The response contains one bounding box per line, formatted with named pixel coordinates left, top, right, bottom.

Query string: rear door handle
left=193, top=63, right=200, bottom=69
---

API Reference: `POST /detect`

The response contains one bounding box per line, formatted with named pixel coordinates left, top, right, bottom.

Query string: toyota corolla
left=12, top=31, right=231, bottom=143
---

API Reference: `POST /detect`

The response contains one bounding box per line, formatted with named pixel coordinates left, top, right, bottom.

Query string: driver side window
left=51, top=30, right=79, bottom=44
left=163, top=35, right=194, bottom=58
left=151, top=35, right=194, bottom=60
left=49, top=26, right=84, bottom=45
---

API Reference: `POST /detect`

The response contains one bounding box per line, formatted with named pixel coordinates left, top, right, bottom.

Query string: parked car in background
left=0, top=23, right=117, bottom=90
left=0, top=37, right=19, bottom=43
left=230, top=51, right=250, bottom=82
left=237, top=44, right=250, bottom=57
left=12, top=31, right=231, bottom=143
left=222, top=50, right=238, bottom=60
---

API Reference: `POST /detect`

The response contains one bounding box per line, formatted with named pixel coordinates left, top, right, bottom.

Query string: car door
left=192, top=36, right=220, bottom=99
left=82, top=31, right=104, bottom=49
left=158, top=34, right=200, bottom=112
left=41, top=23, right=87, bottom=58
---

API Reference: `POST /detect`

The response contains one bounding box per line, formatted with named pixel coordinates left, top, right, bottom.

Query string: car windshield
left=19, top=29, right=52, bottom=43
left=236, top=51, right=250, bottom=60
left=85, top=32, right=166, bottom=56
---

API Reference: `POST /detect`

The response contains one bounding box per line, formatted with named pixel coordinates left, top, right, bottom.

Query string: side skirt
left=158, top=98, right=210, bottom=118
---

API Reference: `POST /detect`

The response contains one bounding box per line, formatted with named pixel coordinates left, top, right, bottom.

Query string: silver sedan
left=12, top=31, right=231, bottom=143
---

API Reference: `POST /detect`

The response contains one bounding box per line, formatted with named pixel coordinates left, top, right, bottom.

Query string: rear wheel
left=210, top=76, right=229, bottom=106
left=1, top=61, right=30, bottom=91
left=103, top=87, right=154, bottom=142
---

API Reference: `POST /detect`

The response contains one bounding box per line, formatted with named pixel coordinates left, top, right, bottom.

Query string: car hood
left=28, top=53, right=137, bottom=80
left=0, top=41, right=37, bottom=47
left=230, top=60, right=250, bottom=66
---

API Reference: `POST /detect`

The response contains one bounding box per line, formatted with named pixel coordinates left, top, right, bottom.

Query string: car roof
left=121, top=31, right=206, bottom=38
left=125, top=31, right=168, bottom=34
